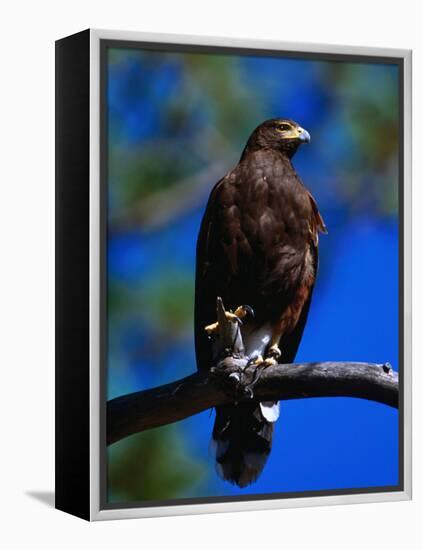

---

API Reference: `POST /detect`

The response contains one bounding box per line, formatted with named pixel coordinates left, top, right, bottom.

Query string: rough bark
left=107, top=358, right=398, bottom=445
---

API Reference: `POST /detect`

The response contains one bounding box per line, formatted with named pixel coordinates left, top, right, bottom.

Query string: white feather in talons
left=259, top=401, right=280, bottom=422
left=243, top=324, right=281, bottom=423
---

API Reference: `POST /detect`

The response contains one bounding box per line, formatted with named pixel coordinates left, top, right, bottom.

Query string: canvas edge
left=88, top=28, right=412, bottom=521
left=402, top=49, right=412, bottom=502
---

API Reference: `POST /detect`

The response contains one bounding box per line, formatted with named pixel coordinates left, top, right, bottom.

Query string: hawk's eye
left=278, top=123, right=291, bottom=131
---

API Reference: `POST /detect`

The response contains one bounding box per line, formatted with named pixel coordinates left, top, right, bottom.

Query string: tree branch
left=107, top=299, right=398, bottom=446
left=107, top=359, right=398, bottom=446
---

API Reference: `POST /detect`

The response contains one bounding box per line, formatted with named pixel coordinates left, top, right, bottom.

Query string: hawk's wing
left=281, top=190, right=326, bottom=363
left=194, top=176, right=228, bottom=371
left=279, top=251, right=316, bottom=364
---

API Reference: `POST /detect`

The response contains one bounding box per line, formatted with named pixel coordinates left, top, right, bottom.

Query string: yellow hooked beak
left=297, top=127, right=311, bottom=143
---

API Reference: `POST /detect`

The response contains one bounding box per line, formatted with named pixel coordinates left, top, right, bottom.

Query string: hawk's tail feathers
left=211, top=402, right=279, bottom=488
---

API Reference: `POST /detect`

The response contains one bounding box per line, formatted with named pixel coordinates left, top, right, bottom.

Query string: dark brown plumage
left=194, top=119, right=326, bottom=487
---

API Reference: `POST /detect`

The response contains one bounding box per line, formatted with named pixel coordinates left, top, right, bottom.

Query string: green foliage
left=108, top=426, right=207, bottom=503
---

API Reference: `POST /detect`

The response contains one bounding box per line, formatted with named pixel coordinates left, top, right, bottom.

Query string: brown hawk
left=194, top=119, right=326, bottom=487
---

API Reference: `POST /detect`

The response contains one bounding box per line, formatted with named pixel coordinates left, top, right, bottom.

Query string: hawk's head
left=245, top=118, right=311, bottom=158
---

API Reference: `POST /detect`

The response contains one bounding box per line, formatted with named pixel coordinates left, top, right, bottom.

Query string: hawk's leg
left=243, top=328, right=283, bottom=397
left=264, top=343, right=282, bottom=366
left=243, top=354, right=265, bottom=398
left=204, top=305, right=254, bottom=336
left=262, top=285, right=311, bottom=363
left=263, top=322, right=285, bottom=365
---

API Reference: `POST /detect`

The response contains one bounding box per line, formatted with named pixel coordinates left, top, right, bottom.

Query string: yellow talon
left=205, top=322, right=219, bottom=335
left=267, top=344, right=282, bottom=359
left=225, top=311, right=241, bottom=322
left=263, top=356, right=278, bottom=367
left=204, top=312, right=237, bottom=334
left=233, top=305, right=253, bottom=319
left=249, top=354, right=264, bottom=366
left=204, top=305, right=253, bottom=335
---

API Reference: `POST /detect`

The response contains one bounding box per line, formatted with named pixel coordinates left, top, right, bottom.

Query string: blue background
left=105, top=47, right=400, bottom=502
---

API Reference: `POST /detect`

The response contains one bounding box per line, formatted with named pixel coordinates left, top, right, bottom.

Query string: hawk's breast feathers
left=195, top=148, right=326, bottom=371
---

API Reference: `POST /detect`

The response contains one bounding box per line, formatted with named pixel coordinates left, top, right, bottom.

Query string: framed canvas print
left=55, top=29, right=412, bottom=521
